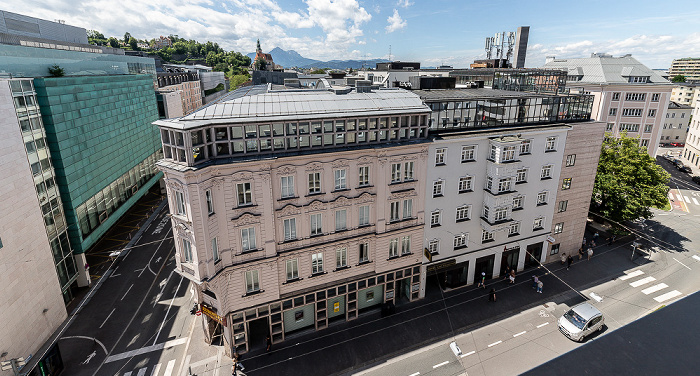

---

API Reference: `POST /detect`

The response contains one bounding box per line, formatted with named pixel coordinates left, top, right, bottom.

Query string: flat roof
left=412, top=88, right=552, bottom=101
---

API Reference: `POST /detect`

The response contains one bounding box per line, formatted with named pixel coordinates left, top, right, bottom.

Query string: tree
left=591, top=132, right=670, bottom=223
left=128, top=37, right=139, bottom=51
left=254, top=58, right=267, bottom=71
left=108, top=37, right=120, bottom=48
left=48, top=65, right=65, bottom=77
left=124, top=32, right=132, bottom=44
left=672, top=75, right=686, bottom=83
left=229, top=74, right=251, bottom=91
left=87, top=30, right=106, bottom=45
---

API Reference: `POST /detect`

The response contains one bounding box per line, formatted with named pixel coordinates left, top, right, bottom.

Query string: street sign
left=546, top=235, right=556, bottom=244
left=424, top=247, right=432, bottom=262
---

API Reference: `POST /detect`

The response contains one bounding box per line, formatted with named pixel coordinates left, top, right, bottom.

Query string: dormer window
left=627, top=76, right=649, bottom=83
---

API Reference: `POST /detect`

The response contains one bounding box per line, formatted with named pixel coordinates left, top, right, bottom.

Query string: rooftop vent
left=355, top=80, right=372, bottom=93
left=284, top=78, right=301, bottom=88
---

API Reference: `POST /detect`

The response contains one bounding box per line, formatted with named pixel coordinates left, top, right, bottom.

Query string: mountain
left=247, top=47, right=389, bottom=70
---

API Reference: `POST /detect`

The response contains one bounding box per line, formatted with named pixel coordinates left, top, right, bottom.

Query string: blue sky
left=9, top=0, right=700, bottom=68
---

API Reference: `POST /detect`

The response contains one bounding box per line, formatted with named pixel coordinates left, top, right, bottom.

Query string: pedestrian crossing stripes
left=629, top=276, right=656, bottom=287
left=653, top=290, right=682, bottom=303
left=676, top=194, right=683, bottom=202
left=692, top=255, right=700, bottom=262
left=641, top=283, right=668, bottom=295
left=119, top=360, right=175, bottom=376
left=693, top=198, right=699, bottom=206
left=619, top=270, right=644, bottom=280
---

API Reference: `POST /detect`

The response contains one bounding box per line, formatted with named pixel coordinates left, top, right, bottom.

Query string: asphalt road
left=57, top=203, right=197, bottom=376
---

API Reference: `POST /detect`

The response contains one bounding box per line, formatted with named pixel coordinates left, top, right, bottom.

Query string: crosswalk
left=619, top=270, right=681, bottom=304
left=122, top=359, right=174, bottom=376
left=668, top=192, right=700, bottom=207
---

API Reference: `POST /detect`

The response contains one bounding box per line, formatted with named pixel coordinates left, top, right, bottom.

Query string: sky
left=6, top=0, right=700, bottom=68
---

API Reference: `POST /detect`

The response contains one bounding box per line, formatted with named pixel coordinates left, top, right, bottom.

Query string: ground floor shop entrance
left=500, top=247, right=520, bottom=275
left=475, top=255, right=495, bottom=280
left=247, top=317, right=270, bottom=351
left=525, top=242, right=543, bottom=267
left=439, top=261, right=469, bottom=289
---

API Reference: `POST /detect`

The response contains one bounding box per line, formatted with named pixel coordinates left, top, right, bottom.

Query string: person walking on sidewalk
left=567, top=255, right=573, bottom=270
left=232, top=354, right=244, bottom=376
left=578, top=247, right=584, bottom=260
left=587, top=247, right=594, bottom=261
left=536, top=280, right=543, bottom=293
left=532, top=275, right=539, bottom=290
left=503, top=266, right=511, bottom=282
left=478, top=272, right=486, bottom=289
left=560, top=253, right=567, bottom=265
left=508, top=269, right=516, bottom=284
left=265, top=334, right=272, bottom=352
left=488, top=288, right=497, bottom=302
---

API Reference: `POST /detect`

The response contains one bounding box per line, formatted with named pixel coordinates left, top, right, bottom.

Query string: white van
left=558, top=302, right=605, bottom=342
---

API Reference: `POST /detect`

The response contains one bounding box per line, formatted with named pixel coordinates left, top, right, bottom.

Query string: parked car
left=670, top=142, right=685, bottom=147
left=692, top=176, right=700, bottom=184
left=663, top=154, right=675, bottom=160
left=673, top=159, right=684, bottom=167
left=679, top=166, right=692, bottom=173
left=558, top=302, right=605, bottom=342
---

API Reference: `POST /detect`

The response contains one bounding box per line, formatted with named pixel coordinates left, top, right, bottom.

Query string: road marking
left=460, top=350, right=476, bottom=358
left=121, top=284, right=134, bottom=301
left=150, top=363, right=161, bottom=376
left=619, top=270, right=644, bottom=280
left=668, top=192, right=673, bottom=200
left=693, top=198, right=699, bottom=205
left=408, top=373, right=420, bottom=376
left=153, top=274, right=185, bottom=345
left=487, top=340, right=502, bottom=347
left=139, top=228, right=172, bottom=278
left=513, top=331, right=527, bottom=337
left=692, top=255, right=700, bottom=262
left=642, top=283, right=668, bottom=295
left=99, top=308, right=115, bottom=329
left=654, top=290, right=682, bottom=303
left=104, top=338, right=188, bottom=363
left=124, top=372, right=131, bottom=376
left=536, top=322, right=549, bottom=328
left=137, top=368, right=147, bottom=376
left=110, top=273, right=122, bottom=278
left=673, top=257, right=692, bottom=270
left=630, top=276, right=656, bottom=287
left=684, top=196, right=691, bottom=203
left=163, top=359, right=176, bottom=376
left=59, top=336, right=108, bottom=355
left=433, top=361, right=449, bottom=369
left=676, top=194, right=683, bottom=201
left=81, top=350, right=97, bottom=365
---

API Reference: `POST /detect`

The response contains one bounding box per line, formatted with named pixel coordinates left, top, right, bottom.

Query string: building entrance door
left=440, top=261, right=469, bottom=289
left=395, top=277, right=412, bottom=305
left=475, top=255, right=495, bottom=281
left=525, top=242, right=543, bottom=267
left=500, top=247, right=520, bottom=275
left=247, top=317, right=269, bottom=351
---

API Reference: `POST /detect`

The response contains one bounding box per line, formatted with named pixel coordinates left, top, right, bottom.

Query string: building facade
left=669, top=58, right=700, bottom=82
left=157, top=71, right=203, bottom=117
left=681, top=102, right=700, bottom=169
left=156, top=86, right=431, bottom=354
left=661, top=101, right=692, bottom=145
left=670, top=83, right=700, bottom=107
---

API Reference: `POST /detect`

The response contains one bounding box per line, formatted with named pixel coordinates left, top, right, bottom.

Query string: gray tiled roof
left=542, top=54, right=669, bottom=84
left=412, top=88, right=546, bottom=101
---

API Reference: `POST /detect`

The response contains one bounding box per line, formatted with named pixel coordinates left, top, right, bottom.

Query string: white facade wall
left=661, top=105, right=692, bottom=144
left=681, top=103, right=700, bottom=169
left=671, top=84, right=700, bottom=107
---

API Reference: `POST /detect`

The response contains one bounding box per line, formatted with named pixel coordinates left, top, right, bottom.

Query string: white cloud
left=385, top=9, right=406, bottom=33
left=396, top=0, right=413, bottom=8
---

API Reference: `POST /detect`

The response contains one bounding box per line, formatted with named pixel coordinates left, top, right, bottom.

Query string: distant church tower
left=256, top=39, right=262, bottom=54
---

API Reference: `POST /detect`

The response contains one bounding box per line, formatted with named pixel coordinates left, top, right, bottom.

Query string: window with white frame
left=311, top=252, right=324, bottom=274
left=245, top=270, right=260, bottom=293
left=606, top=123, right=614, bottom=131
left=644, top=124, right=653, bottom=133
left=562, top=178, right=572, bottom=190
left=619, top=123, right=640, bottom=132
left=537, top=191, right=548, bottom=205
left=554, top=222, right=564, bottom=234
left=182, top=238, right=192, bottom=262
left=308, top=172, right=321, bottom=194
left=513, top=195, right=524, bottom=210
left=461, top=145, right=476, bottom=161
left=509, top=221, right=520, bottom=236
left=281, top=176, right=295, bottom=198
left=609, top=108, right=617, bottom=116
left=334, top=169, right=347, bottom=190
left=489, top=144, right=497, bottom=160
left=404, top=161, right=414, bottom=181
left=430, top=210, right=441, bottom=227
left=648, top=109, right=656, bottom=117
left=336, top=247, right=347, bottom=268
left=498, top=178, right=512, bottom=193
left=625, top=93, right=646, bottom=101
left=205, top=190, right=214, bottom=214
left=286, top=258, right=299, bottom=281
left=545, top=136, right=557, bottom=152
left=359, top=242, right=369, bottom=263
left=454, top=233, right=467, bottom=248
left=494, top=207, right=508, bottom=222
left=403, top=199, right=413, bottom=219
left=241, top=227, right=257, bottom=251
left=520, top=139, right=532, bottom=154
left=391, top=163, right=402, bottom=183
left=459, top=176, right=473, bottom=192
left=335, top=209, right=347, bottom=231
left=212, top=237, right=219, bottom=262
left=401, top=236, right=411, bottom=255
left=428, top=239, right=439, bottom=254
left=481, top=229, right=494, bottom=242
left=612, top=92, right=620, bottom=101
left=310, top=213, right=322, bottom=236
left=566, top=154, right=576, bottom=167
left=433, top=180, right=444, bottom=197
left=622, top=108, right=643, bottom=117
left=502, top=145, right=516, bottom=161
left=236, top=183, right=252, bottom=206
left=533, top=217, right=544, bottom=230
left=651, top=93, right=660, bottom=102
left=456, top=205, right=470, bottom=221
left=541, top=165, right=553, bottom=179
left=435, top=148, right=446, bottom=165
left=283, top=218, right=297, bottom=241
left=558, top=200, right=568, bottom=212
left=390, top=201, right=401, bottom=222
left=516, top=168, right=527, bottom=183
left=486, top=176, right=493, bottom=191
left=640, top=139, right=649, bottom=147
left=175, top=191, right=186, bottom=216
left=358, top=166, right=370, bottom=187
left=389, top=238, right=399, bottom=257
left=483, top=205, right=490, bottom=219
left=358, top=205, right=370, bottom=226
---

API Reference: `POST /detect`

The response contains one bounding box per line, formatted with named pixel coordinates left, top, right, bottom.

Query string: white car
left=558, top=302, right=605, bottom=342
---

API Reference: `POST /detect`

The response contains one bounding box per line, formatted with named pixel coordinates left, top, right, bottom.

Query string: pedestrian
left=488, top=288, right=497, bottom=302
left=582, top=237, right=587, bottom=247
left=567, top=255, right=573, bottom=270
left=560, top=253, right=567, bottom=265
left=587, top=247, right=594, bottom=261
left=232, top=354, right=242, bottom=376
left=478, top=272, right=486, bottom=289
left=503, top=266, right=511, bottom=281
left=590, top=239, right=596, bottom=247
left=578, top=247, right=584, bottom=260
left=532, top=275, right=539, bottom=289
left=509, top=269, right=516, bottom=284
left=536, top=280, right=543, bottom=293
left=593, top=231, right=599, bottom=241
left=265, top=334, right=272, bottom=352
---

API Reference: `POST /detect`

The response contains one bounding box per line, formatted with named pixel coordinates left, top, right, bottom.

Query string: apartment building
left=669, top=58, right=700, bottom=82
left=156, top=85, right=431, bottom=355
left=681, top=102, right=700, bottom=168
left=661, top=101, right=692, bottom=144
left=670, top=83, right=700, bottom=107
left=157, top=71, right=203, bottom=117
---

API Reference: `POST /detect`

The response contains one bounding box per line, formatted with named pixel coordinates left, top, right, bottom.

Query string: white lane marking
left=460, top=350, right=476, bottom=358
left=642, top=283, right=668, bottom=295
left=139, top=228, right=172, bottom=278
left=137, top=368, right=147, bottom=376
left=619, top=270, right=644, bottom=280
left=693, top=198, right=699, bottom=205
left=150, top=363, right=161, bottom=376
left=513, top=331, right=527, bottom=337
left=433, top=361, right=449, bottom=369
left=121, top=284, right=134, bottom=301
left=668, top=192, right=673, bottom=200
left=654, top=290, right=682, bottom=303
left=110, top=273, right=122, bottom=278
left=163, top=359, right=176, bottom=376
left=630, top=276, right=656, bottom=287
left=59, top=336, right=108, bottom=355
left=99, top=308, right=115, bottom=329
left=684, top=196, right=691, bottom=203
left=104, top=338, right=188, bottom=363
left=408, top=373, right=420, bottom=376
left=692, top=255, right=700, bottom=262
left=123, top=372, right=132, bottom=376
left=487, top=340, right=502, bottom=347
left=676, top=194, right=684, bottom=201
left=536, top=322, right=549, bottom=328
left=81, top=351, right=96, bottom=365
left=153, top=275, right=185, bottom=345
left=673, top=257, right=692, bottom=270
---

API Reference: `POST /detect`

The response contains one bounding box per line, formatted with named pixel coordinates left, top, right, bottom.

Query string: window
left=212, top=237, right=220, bottom=262
left=401, top=236, right=411, bottom=255
left=494, top=207, right=508, bottom=222
left=461, top=145, right=476, bottom=161
left=389, top=238, right=399, bottom=257
left=182, top=238, right=192, bottom=262
left=481, top=229, right=494, bottom=242
left=640, top=139, right=649, bottom=147
left=359, top=166, right=370, bottom=186
left=391, top=163, right=402, bottom=183
left=404, top=161, right=414, bottom=180
left=175, top=191, right=186, bottom=216
left=644, top=124, right=653, bottom=133
left=403, top=199, right=413, bottom=219
left=622, top=108, right=643, bottom=117
left=336, top=247, right=347, bottom=268
left=359, top=243, right=369, bottom=263
left=428, top=239, right=439, bottom=254
left=245, top=270, right=260, bottom=293
left=237, top=183, right=252, bottom=206
left=334, top=169, right=347, bottom=190
left=516, top=168, right=528, bottom=183
left=562, top=178, right=572, bottom=190
left=512, top=195, right=524, bottom=210
left=281, top=176, right=295, bottom=198
left=509, top=221, right=520, bottom=236
left=520, top=139, right=532, bottom=154
left=459, top=176, right=473, bottom=192
left=502, top=145, right=516, bottom=161
left=612, top=92, right=620, bottom=101
left=486, top=176, right=493, bottom=191
left=651, top=93, right=660, bottom=102
left=533, top=217, right=544, bottom=230
left=550, top=244, right=561, bottom=255
left=489, top=144, right=497, bottom=160
left=241, top=227, right=257, bottom=251
left=648, top=109, right=656, bottom=117
left=606, top=123, right=614, bottom=131
left=566, top=154, right=576, bottom=167
left=498, top=178, right=512, bottom=193
left=609, top=108, right=617, bottom=116
left=619, top=123, right=640, bottom=132
left=456, top=205, right=470, bottom=221
left=430, top=210, right=441, bottom=227
left=358, top=205, right=370, bottom=226
left=435, top=148, right=446, bottom=165
left=308, top=172, right=321, bottom=194
left=433, top=180, right=444, bottom=197
left=541, top=165, right=552, bottom=179
left=628, top=76, right=649, bottom=83
left=545, top=136, right=557, bottom=152
left=554, top=222, right=564, bottom=234
left=390, top=201, right=400, bottom=222
left=205, top=190, right=214, bottom=214
left=311, top=252, right=324, bottom=274
left=335, top=210, right=347, bottom=231
left=625, top=93, right=646, bottom=101
left=537, top=191, right=548, bottom=205
left=310, top=213, right=322, bottom=236
left=286, top=259, right=299, bottom=281
left=283, top=218, right=297, bottom=241
left=454, top=233, right=467, bottom=248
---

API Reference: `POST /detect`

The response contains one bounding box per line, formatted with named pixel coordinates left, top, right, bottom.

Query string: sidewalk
left=182, top=235, right=644, bottom=376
